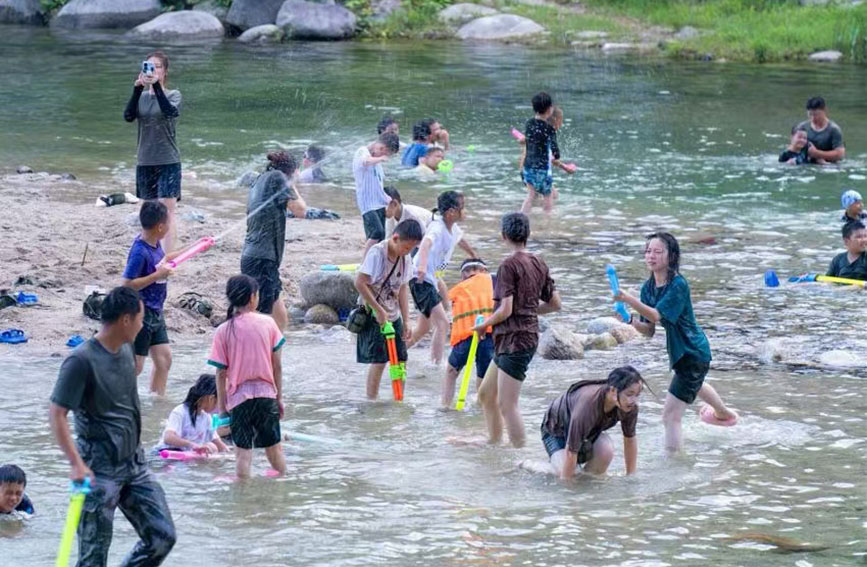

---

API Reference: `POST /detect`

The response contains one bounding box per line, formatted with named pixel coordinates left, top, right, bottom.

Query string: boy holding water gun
left=521, top=93, right=563, bottom=215
left=354, top=219, right=424, bottom=399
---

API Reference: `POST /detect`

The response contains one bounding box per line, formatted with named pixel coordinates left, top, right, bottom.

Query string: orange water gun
left=381, top=321, right=405, bottom=401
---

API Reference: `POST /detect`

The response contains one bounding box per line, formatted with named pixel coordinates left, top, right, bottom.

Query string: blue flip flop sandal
left=16, top=292, right=38, bottom=305
left=0, top=329, right=28, bottom=344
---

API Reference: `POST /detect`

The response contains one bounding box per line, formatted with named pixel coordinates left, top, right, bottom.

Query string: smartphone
left=142, top=61, right=154, bottom=76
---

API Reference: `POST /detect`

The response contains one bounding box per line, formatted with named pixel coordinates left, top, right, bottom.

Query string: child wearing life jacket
left=442, top=259, right=495, bottom=407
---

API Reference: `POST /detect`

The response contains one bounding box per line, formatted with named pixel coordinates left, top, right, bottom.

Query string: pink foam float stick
left=562, top=163, right=578, bottom=173
left=167, top=237, right=216, bottom=269
left=510, top=127, right=525, bottom=142
left=159, top=449, right=209, bottom=461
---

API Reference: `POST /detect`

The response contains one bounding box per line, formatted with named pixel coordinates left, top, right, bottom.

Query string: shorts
left=522, top=167, right=553, bottom=196
left=356, top=316, right=407, bottom=364
left=230, top=397, right=281, bottom=450
left=670, top=355, right=710, bottom=404
left=240, top=256, right=282, bottom=315
left=448, top=335, right=494, bottom=378
left=541, top=429, right=591, bottom=464
left=409, top=278, right=442, bottom=318
left=133, top=307, right=169, bottom=356
left=362, top=208, right=386, bottom=241
left=136, top=163, right=182, bottom=201
left=494, top=347, right=537, bottom=382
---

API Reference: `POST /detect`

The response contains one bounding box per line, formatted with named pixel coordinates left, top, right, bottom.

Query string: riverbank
left=0, top=171, right=362, bottom=354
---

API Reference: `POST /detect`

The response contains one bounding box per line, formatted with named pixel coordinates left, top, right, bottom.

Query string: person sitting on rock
left=796, top=96, right=845, bottom=163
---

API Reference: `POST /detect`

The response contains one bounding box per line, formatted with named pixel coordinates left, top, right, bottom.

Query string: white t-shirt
left=439, top=222, right=464, bottom=272
left=156, top=404, right=217, bottom=450
left=359, top=240, right=414, bottom=321
left=352, top=145, right=389, bottom=214
left=414, top=218, right=456, bottom=285
left=385, top=203, right=434, bottom=238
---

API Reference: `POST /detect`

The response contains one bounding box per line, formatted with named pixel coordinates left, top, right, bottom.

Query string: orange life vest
left=448, top=273, right=494, bottom=346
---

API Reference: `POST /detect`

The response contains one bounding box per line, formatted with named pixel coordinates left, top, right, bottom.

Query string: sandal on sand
left=178, top=292, right=213, bottom=319
left=0, top=329, right=28, bottom=344
left=700, top=404, right=738, bottom=427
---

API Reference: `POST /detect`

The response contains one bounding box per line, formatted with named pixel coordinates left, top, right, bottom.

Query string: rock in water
left=586, top=316, right=625, bottom=335
left=304, top=304, right=339, bottom=325
left=538, top=325, right=584, bottom=360
left=0, top=0, right=43, bottom=25
left=226, top=0, right=284, bottom=30
left=808, top=50, right=843, bottom=63
left=299, top=271, right=358, bottom=311
left=276, top=0, right=357, bottom=40
left=439, top=3, right=498, bottom=24
left=609, top=325, right=638, bottom=344
left=52, top=0, right=161, bottom=29
left=817, top=349, right=862, bottom=368
left=127, top=12, right=224, bottom=40
left=456, top=15, right=544, bottom=41
left=584, top=332, right=617, bottom=351
left=238, top=24, right=283, bottom=43
left=16, top=165, right=33, bottom=174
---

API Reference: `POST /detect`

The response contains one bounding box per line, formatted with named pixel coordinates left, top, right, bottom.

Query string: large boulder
left=276, top=0, right=357, bottom=40
left=456, top=14, right=544, bottom=41
left=439, top=3, right=498, bottom=24
left=299, top=271, right=358, bottom=311
left=238, top=24, right=283, bottom=43
left=227, top=0, right=285, bottom=31
left=51, top=0, right=161, bottom=29
left=304, top=304, right=339, bottom=325
left=0, top=0, right=43, bottom=25
left=127, top=12, right=224, bottom=40
left=538, top=325, right=584, bottom=360
left=193, top=0, right=229, bottom=24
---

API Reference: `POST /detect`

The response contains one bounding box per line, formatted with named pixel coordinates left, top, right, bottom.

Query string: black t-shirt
left=796, top=119, right=843, bottom=152
left=523, top=118, right=560, bottom=170
left=241, top=170, right=295, bottom=265
left=50, top=338, right=142, bottom=472
left=827, top=251, right=867, bottom=280
left=779, top=147, right=809, bottom=164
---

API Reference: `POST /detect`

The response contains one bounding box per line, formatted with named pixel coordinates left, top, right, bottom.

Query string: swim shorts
left=494, top=347, right=537, bottom=382
left=230, top=397, right=281, bottom=449
left=133, top=307, right=169, bottom=356
left=448, top=335, right=494, bottom=378
left=136, top=163, right=182, bottom=201
left=240, top=256, right=282, bottom=315
left=362, top=208, right=386, bottom=241
left=541, top=423, right=592, bottom=464
left=356, top=316, right=407, bottom=364
left=670, top=355, right=710, bottom=404
left=522, top=166, right=553, bottom=196
left=409, top=278, right=442, bottom=318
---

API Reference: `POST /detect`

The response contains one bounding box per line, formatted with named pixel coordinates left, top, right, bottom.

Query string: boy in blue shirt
left=121, top=201, right=193, bottom=396
left=401, top=120, right=432, bottom=167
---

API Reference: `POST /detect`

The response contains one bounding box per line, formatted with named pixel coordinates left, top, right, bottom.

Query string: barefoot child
left=519, top=106, right=574, bottom=205
left=442, top=259, right=494, bottom=407
left=155, top=374, right=229, bottom=454
left=208, top=275, right=286, bottom=479
left=384, top=186, right=434, bottom=238
left=615, top=232, right=737, bottom=452
left=521, top=92, right=561, bottom=215
left=541, top=366, right=646, bottom=479
left=354, top=132, right=401, bottom=259
left=476, top=212, right=561, bottom=447
left=827, top=220, right=867, bottom=280
left=354, top=219, right=424, bottom=399
left=0, top=465, right=34, bottom=516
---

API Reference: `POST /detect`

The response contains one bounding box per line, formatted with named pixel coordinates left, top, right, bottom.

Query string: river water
left=1, top=26, right=865, bottom=566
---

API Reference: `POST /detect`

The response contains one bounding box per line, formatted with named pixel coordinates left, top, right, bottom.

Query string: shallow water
left=1, top=26, right=866, bottom=566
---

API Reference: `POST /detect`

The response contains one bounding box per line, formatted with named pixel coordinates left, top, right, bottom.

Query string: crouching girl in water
left=156, top=374, right=229, bottom=454
left=541, top=366, right=645, bottom=478
left=615, top=232, right=737, bottom=452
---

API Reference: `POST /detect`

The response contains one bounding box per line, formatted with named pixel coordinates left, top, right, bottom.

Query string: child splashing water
left=615, top=232, right=737, bottom=452
left=156, top=374, right=229, bottom=454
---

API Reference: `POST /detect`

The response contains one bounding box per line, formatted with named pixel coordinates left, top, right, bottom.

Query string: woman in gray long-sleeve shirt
left=124, top=50, right=182, bottom=252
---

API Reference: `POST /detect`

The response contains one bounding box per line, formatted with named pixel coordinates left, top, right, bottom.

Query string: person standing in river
left=796, top=96, right=845, bottom=164
left=614, top=232, right=738, bottom=452
left=124, top=50, right=183, bottom=253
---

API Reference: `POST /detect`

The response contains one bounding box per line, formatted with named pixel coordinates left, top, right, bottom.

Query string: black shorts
left=494, top=347, right=537, bottom=382
left=356, top=316, right=407, bottom=364
left=230, top=397, right=281, bottom=450
left=409, top=278, right=442, bottom=318
left=362, top=208, right=386, bottom=241
left=541, top=428, right=591, bottom=464
left=448, top=335, right=494, bottom=378
left=240, top=256, right=282, bottom=315
left=136, top=163, right=182, bottom=201
left=670, top=355, right=710, bottom=404
left=133, top=307, right=169, bottom=356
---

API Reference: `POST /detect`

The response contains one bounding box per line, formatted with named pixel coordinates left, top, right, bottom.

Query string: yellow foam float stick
left=56, top=478, right=91, bottom=567
left=455, top=315, right=485, bottom=411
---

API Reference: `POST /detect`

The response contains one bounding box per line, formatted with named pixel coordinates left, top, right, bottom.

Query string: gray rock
left=238, top=24, right=283, bottom=43
left=584, top=332, right=618, bottom=351
left=602, top=42, right=657, bottom=52
left=572, top=30, right=608, bottom=39
left=276, top=0, right=357, bottom=40
left=610, top=325, right=638, bottom=345
left=304, top=303, right=339, bottom=325
left=817, top=349, right=862, bottom=368
left=227, top=0, right=284, bottom=30
left=0, top=0, right=43, bottom=25
left=127, top=11, right=224, bottom=40
left=60, top=172, right=77, bottom=180
left=538, top=325, right=584, bottom=360
left=370, top=0, right=401, bottom=22
left=52, top=0, right=161, bottom=29
left=808, top=50, right=843, bottom=63
left=674, top=25, right=700, bottom=40
left=456, top=14, right=544, bottom=41
left=236, top=170, right=258, bottom=188
left=193, top=0, right=229, bottom=24
left=586, top=316, right=625, bottom=335
left=299, top=271, right=358, bottom=311
left=439, top=3, right=498, bottom=24
left=16, top=165, right=33, bottom=174
left=288, top=306, right=306, bottom=324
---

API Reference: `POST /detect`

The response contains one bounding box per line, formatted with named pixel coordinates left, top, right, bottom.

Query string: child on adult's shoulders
left=827, top=220, right=867, bottom=282
left=778, top=127, right=813, bottom=165
left=0, top=465, right=33, bottom=517
left=840, top=189, right=867, bottom=224
left=415, top=146, right=445, bottom=177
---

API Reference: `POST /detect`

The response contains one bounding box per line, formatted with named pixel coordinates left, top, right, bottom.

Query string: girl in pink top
left=208, top=275, right=286, bottom=479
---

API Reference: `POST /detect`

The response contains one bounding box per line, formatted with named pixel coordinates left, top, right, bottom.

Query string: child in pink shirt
left=208, top=275, right=286, bottom=479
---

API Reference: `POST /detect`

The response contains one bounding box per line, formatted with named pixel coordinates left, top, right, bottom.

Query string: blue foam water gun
left=605, top=264, right=631, bottom=323
left=211, top=415, right=231, bottom=429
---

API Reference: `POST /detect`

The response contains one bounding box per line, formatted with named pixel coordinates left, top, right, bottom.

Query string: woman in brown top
left=541, top=366, right=645, bottom=479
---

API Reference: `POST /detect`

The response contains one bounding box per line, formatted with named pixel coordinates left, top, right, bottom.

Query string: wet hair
left=806, top=96, right=826, bottom=110
left=101, top=286, right=141, bottom=323
left=501, top=212, right=530, bottom=244
left=394, top=218, right=424, bottom=242
left=546, top=106, right=563, bottom=126
left=146, top=50, right=170, bottom=87
left=791, top=124, right=807, bottom=136
left=304, top=145, right=325, bottom=164
left=140, top=200, right=168, bottom=229
left=606, top=365, right=648, bottom=393
left=460, top=258, right=487, bottom=272
left=842, top=220, right=865, bottom=240
left=423, top=146, right=444, bottom=158
left=412, top=120, right=432, bottom=142
left=532, top=91, right=553, bottom=114
left=183, top=374, right=217, bottom=427
left=377, top=115, right=397, bottom=135
left=383, top=185, right=401, bottom=203
left=436, top=190, right=462, bottom=216
left=379, top=132, right=400, bottom=154
left=266, top=150, right=297, bottom=176
left=645, top=232, right=680, bottom=283
left=0, top=464, right=26, bottom=487
left=225, top=274, right=259, bottom=323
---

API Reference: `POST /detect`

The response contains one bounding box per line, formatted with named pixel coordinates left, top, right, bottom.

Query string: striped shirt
left=353, top=145, right=390, bottom=214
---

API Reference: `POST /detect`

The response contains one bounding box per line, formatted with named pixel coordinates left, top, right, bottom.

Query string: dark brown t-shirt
left=542, top=381, right=638, bottom=455
left=492, top=250, right=556, bottom=355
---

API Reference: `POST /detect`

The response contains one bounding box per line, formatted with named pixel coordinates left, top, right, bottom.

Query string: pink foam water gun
left=167, top=237, right=215, bottom=269
left=510, top=127, right=525, bottom=142
left=159, top=449, right=210, bottom=462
